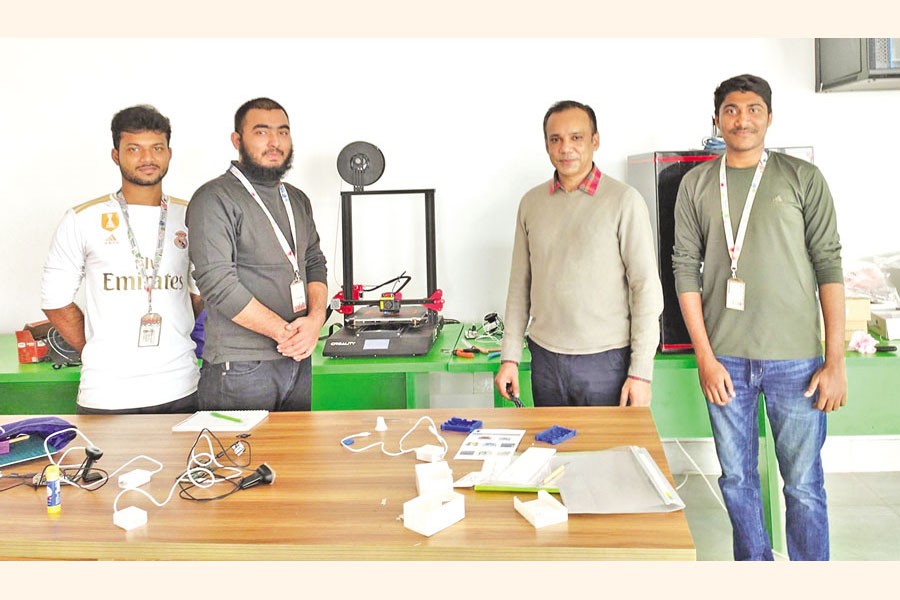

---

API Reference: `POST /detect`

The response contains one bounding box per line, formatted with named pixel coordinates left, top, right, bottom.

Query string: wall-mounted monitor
left=816, top=38, right=900, bottom=92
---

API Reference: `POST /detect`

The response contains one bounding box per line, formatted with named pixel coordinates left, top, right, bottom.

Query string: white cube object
left=514, top=490, right=568, bottom=529
left=403, top=491, right=465, bottom=537
left=415, top=461, right=453, bottom=497
left=415, top=444, right=445, bottom=462
left=113, top=506, right=148, bottom=531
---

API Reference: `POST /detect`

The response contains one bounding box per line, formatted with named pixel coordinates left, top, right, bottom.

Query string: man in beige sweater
left=495, top=100, right=663, bottom=407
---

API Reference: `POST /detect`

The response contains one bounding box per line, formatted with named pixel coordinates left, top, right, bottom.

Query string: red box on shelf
left=15, top=329, right=48, bottom=363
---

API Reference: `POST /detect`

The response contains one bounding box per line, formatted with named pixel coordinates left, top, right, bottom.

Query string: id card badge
left=290, top=278, right=307, bottom=313
left=138, top=312, right=162, bottom=347
left=726, top=278, right=746, bottom=311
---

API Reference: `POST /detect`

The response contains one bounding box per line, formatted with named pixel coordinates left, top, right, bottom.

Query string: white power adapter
left=113, top=506, right=148, bottom=531
left=118, top=469, right=152, bottom=489
left=415, top=444, right=445, bottom=463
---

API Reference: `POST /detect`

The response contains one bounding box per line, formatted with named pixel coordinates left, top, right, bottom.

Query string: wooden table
left=0, top=407, right=695, bottom=560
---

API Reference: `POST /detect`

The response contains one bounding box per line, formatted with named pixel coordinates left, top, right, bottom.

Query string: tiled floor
left=677, top=471, right=900, bottom=560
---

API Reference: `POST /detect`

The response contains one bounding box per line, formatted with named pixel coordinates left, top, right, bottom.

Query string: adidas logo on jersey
left=105, top=234, right=118, bottom=245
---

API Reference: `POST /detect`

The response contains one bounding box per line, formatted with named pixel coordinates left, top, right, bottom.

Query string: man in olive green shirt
left=673, top=74, right=846, bottom=561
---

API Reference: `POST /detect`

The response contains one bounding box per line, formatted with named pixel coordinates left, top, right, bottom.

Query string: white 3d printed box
left=514, top=490, right=568, bottom=529
left=415, top=460, right=453, bottom=497
left=402, top=491, right=465, bottom=537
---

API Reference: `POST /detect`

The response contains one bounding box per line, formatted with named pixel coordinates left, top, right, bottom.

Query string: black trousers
left=197, top=357, right=311, bottom=412
left=528, top=339, right=630, bottom=407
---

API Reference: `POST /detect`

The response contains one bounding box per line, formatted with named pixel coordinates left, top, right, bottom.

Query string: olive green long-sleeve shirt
left=673, top=152, right=843, bottom=359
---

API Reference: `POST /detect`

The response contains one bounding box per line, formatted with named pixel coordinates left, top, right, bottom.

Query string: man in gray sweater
left=495, top=100, right=663, bottom=407
left=187, top=98, right=328, bottom=411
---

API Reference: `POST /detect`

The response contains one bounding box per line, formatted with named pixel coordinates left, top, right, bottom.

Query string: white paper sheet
left=452, top=428, right=525, bottom=460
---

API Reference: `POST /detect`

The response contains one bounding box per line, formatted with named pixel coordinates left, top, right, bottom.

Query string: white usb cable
left=340, top=416, right=448, bottom=459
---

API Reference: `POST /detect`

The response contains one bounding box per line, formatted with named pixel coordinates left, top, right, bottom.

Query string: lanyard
left=719, top=151, right=768, bottom=279
left=229, top=165, right=301, bottom=280
left=113, top=191, right=168, bottom=313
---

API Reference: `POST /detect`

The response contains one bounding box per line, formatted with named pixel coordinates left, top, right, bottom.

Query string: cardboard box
left=870, top=310, right=900, bottom=340
left=845, top=319, right=869, bottom=341
left=845, top=296, right=871, bottom=322
left=819, top=297, right=873, bottom=341
left=15, top=330, right=48, bottom=363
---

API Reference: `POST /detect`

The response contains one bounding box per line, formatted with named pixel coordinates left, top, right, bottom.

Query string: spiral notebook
left=171, top=410, right=269, bottom=433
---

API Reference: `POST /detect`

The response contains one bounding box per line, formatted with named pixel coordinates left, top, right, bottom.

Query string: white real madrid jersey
left=41, top=194, right=199, bottom=409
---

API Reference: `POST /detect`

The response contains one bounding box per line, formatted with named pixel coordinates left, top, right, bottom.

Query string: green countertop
left=3, top=328, right=899, bottom=436
left=1, top=334, right=81, bottom=383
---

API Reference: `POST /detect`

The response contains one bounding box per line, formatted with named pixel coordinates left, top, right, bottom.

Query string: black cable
left=319, top=322, right=343, bottom=340
left=186, top=428, right=251, bottom=470
left=362, top=272, right=411, bottom=294
left=1, top=463, right=106, bottom=492
left=61, top=464, right=109, bottom=490
left=175, top=429, right=253, bottom=502
left=64, top=455, right=102, bottom=486
left=0, top=473, right=38, bottom=492
left=177, top=477, right=241, bottom=502
left=391, top=271, right=411, bottom=294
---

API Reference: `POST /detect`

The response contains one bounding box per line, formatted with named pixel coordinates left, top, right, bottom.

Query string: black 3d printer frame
left=340, top=188, right=438, bottom=323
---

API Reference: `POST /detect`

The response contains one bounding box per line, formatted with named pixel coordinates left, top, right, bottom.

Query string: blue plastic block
left=440, top=417, right=483, bottom=433
left=535, top=425, right=576, bottom=445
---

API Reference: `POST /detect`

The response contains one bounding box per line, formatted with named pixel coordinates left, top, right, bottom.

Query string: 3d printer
left=322, top=142, right=445, bottom=357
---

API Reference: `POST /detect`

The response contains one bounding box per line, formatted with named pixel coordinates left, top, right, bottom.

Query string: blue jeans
left=198, top=357, right=312, bottom=412
left=708, top=356, right=828, bottom=561
left=528, top=339, right=629, bottom=407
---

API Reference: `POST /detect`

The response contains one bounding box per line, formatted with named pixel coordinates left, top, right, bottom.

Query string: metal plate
left=336, top=141, right=385, bottom=189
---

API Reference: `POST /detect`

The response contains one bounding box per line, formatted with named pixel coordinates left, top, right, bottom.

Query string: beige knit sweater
left=500, top=173, right=663, bottom=380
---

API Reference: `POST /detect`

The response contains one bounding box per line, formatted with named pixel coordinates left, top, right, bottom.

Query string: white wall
left=2, top=38, right=898, bottom=332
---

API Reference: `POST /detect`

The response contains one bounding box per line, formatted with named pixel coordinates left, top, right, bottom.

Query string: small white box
left=870, top=310, right=900, bottom=340
left=402, top=492, right=465, bottom=537
left=113, top=506, right=148, bottom=531
left=118, top=468, right=152, bottom=489
left=514, top=490, right=568, bottom=529
left=415, top=461, right=453, bottom=497
left=415, top=444, right=445, bottom=462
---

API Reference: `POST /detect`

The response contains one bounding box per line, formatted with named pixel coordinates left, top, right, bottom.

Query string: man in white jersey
left=41, top=105, right=202, bottom=414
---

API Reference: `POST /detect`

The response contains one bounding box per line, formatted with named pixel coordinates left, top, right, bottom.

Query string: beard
left=120, top=164, right=168, bottom=187
left=238, top=142, right=294, bottom=182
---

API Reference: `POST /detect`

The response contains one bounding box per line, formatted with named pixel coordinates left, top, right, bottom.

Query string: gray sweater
left=500, top=172, right=663, bottom=381
left=187, top=161, right=327, bottom=365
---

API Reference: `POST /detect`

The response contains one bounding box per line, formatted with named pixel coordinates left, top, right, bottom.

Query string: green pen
left=210, top=411, right=243, bottom=424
